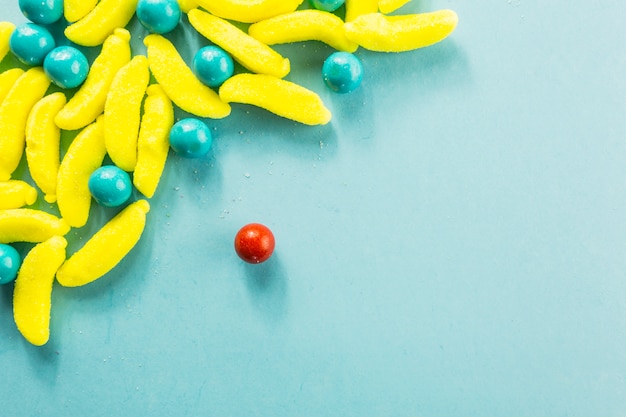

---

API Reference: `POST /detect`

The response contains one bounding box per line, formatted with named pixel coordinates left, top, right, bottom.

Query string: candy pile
left=0, top=0, right=458, bottom=346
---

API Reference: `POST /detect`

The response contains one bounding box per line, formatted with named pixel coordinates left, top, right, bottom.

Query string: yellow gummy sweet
left=0, top=209, right=70, bottom=243
left=134, top=85, right=174, bottom=198
left=0, top=68, right=24, bottom=105
left=378, top=0, right=411, bottom=14
left=13, top=236, right=67, bottom=346
left=56, top=29, right=131, bottom=131
left=344, top=10, right=459, bottom=52
left=56, top=200, right=151, bottom=287
left=0, top=68, right=51, bottom=182
left=345, top=0, right=378, bottom=22
left=56, top=117, right=107, bottom=228
left=248, top=10, right=358, bottom=53
left=25, top=92, right=67, bottom=204
left=65, top=0, right=139, bottom=46
left=178, top=0, right=198, bottom=13
left=0, top=180, right=37, bottom=209
left=104, top=55, right=150, bottom=172
left=193, top=0, right=303, bottom=23
left=144, top=34, right=231, bottom=119
left=188, top=9, right=290, bottom=79
left=219, top=73, right=331, bottom=126
left=64, top=0, right=99, bottom=22
left=0, top=22, right=15, bottom=62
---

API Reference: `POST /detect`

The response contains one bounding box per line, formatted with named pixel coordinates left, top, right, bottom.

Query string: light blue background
left=2, top=1, right=626, bottom=416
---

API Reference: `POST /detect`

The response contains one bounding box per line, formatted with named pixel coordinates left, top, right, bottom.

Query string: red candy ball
left=234, top=223, right=275, bottom=264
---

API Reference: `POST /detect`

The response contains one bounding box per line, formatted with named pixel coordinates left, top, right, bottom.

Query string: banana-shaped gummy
left=0, top=68, right=25, bottom=104
left=0, top=209, right=70, bottom=243
left=65, top=0, right=139, bottom=46
left=219, top=73, right=331, bottom=126
left=178, top=0, right=198, bottom=13
left=188, top=9, right=290, bottom=79
left=0, top=68, right=51, bottom=182
left=64, top=0, right=99, bottom=22
left=248, top=10, right=358, bottom=52
left=134, top=84, right=174, bottom=198
left=345, top=0, right=378, bottom=22
left=104, top=55, right=150, bottom=172
left=193, top=0, right=303, bottom=23
left=25, top=92, right=66, bottom=204
left=0, top=180, right=37, bottom=209
left=144, top=34, right=231, bottom=119
left=344, top=10, right=459, bottom=52
left=13, top=236, right=67, bottom=346
left=378, top=0, right=411, bottom=14
left=56, top=200, right=151, bottom=287
left=56, top=117, right=107, bottom=228
left=55, top=29, right=131, bottom=131
left=0, top=22, right=15, bottom=62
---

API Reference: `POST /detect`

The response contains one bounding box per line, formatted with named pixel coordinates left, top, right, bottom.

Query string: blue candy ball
left=309, top=0, right=345, bottom=12
left=19, top=0, right=63, bottom=25
left=169, top=118, right=213, bottom=158
left=136, top=0, right=181, bottom=34
left=322, top=51, right=363, bottom=94
left=193, top=46, right=234, bottom=88
left=0, top=244, right=21, bottom=285
left=88, top=165, right=133, bottom=208
left=44, top=46, right=90, bottom=89
left=9, top=23, right=56, bottom=66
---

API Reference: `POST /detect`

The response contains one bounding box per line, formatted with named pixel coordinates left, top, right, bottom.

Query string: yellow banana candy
left=0, top=180, right=37, bottom=209
left=0, top=69, right=24, bottom=104
left=0, top=209, right=70, bottom=243
left=25, top=92, right=67, bottom=204
left=0, top=68, right=51, bottom=182
left=0, top=22, right=15, bottom=62
left=178, top=0, right=198, bottom=13
left=193, top=0, right=303, bottom=23
left=378, top=0, right=411, bottom=14
left=248, top=10, right=358, bottom=53
left=56, top=199, right=151, bottom=287
left=56, top=117, right=107, bottom=228
left=65, top=0, right=139, bottom=46
left=344, top=10, right=459, bottom=52
left=345, top=0, right=378, bottom=22
left=134, top=84, right=174, bottom=198
left=104, top=55, right=150, bottom=172
left=56, top=29, right=131, bottom=131
left=219, top=73, right=331, bottom=126
left=13, top=236, right=67, bottom=346
left=64, top=0, right=99, bottom=22
left=144, top=34, right=231, bottom=119
left=188, top=9, right=290, bottom=79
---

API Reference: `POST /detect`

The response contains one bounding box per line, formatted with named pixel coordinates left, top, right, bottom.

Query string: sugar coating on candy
left=0, top=209, right=70, bottom=244
left=344, top=10, right=459, bottom=52
left=378, top=0, right=412, bottom=14
left=188, top=9, right=290, bottom=79
left=64, top=0, right=99, bottom=22
left=25, top=92, right=66, bottom=204
left=64, top=0, right=139, bottom=46
left=219, top=73, right=331, bottom=126
left=248, top=9, right=358, bottom=53
left=0, top=180, right=38, bottom=209
left=194, top=0, right=304, bottom=23
left=0, top=21, right=16, bottom=61
left=344, top=0, right=378, bottom=22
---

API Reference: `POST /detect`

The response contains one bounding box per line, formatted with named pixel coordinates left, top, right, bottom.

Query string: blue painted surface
left=1, top=1, right=626, bottom=416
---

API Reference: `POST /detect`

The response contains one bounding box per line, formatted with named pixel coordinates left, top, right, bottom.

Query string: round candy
left=193, top=46, right=234, bottom=88
left=322, top=51, right=363, bottom=94
left=43, top=46, right=90, bottom=89
left=19, top=0, right=63, bottom=25
left=136, top=0, right=181, bottom=34
left=0, top=244, right=21, bottom=285
left=9, top=23, right=56, bottom=66
left=169, top=118, right=213, bottom=158
left=88, top=165, right=133, bottom=208
left=309, top=0, right=345, bottom=12
left=234, top=223, right=275, bottom=264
